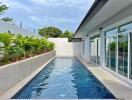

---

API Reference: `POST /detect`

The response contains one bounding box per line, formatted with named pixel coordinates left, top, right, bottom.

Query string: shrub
left=0, top=33, right=14, bottom=62
left=47, top=42, right=55, bottom=51
left=0, top=33, right=55, bottom=64
left=8, top=46, right=25, bottom=61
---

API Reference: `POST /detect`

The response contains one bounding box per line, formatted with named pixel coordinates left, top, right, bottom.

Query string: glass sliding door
left=89, top=34, right=100, bottom=65
left=105, top=36, right=117, bottom=71
left=130, top=33, right=132, bottom=79
left=93, top=37, right=96, bottom=63
left=90, top=39, right=94, bottom=62
left=105, top=22, right=132, bottom=79
left=118, top=34, right=128, bottom=77
left=105, top=28, right=118, bottom=71
left=105, top=37, right=110, bottom=68
left=97, top=36, right=100, bottom=65
left=109, top=36, right=117, bottom=71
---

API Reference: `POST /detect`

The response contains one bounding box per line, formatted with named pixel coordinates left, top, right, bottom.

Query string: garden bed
left=0, top=51, right=56, bottom=93
left=0, top=33, right=55, bottom=66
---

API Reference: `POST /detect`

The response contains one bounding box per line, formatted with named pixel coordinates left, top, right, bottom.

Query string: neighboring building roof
left=0, top=20, right=41, bottom=37
left=74, top=0, right=108, bottom=36
left=71, top=38, right=82, bottom=42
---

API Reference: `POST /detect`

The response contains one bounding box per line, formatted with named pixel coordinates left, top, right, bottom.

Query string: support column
left=100, top=31, right=105, bottom=67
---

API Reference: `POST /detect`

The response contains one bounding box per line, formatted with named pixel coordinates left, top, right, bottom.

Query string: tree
left=1, top=17, right=13, bottom=22
left=0, top=2, right=8, bottom=15
left=0, top=2, right=13, bottom=22
left=38, top=26, right=63, bottom=38
left=59, top=30, right=73, bottom=41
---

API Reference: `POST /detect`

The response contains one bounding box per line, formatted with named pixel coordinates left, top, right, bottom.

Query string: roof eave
left=74, top=0, right=109, bottom=37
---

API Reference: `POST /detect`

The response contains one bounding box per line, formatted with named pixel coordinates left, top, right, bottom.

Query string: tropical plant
left=0, top=2, right=13, bottom=23
left=14, top=35, right=34, bottom=57
left=0, top=33, right=55, bottom=65
left=1, top=17, right=13, bottom=22
left=0, top=2, right=8, bottom=15
left=109, top=42, right=116, bottom=51
left=39, top=38, right=49, bottom=52
left=8, top=46, right=25, bottom=61
left=0, top=33, right=14, bottom=62
left=48, top=42, right=55, bottom=51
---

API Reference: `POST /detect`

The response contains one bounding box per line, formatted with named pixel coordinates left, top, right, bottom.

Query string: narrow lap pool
left=12, top=57, right=115, bottom=99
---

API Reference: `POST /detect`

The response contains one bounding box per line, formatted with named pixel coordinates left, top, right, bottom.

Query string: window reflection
left=105, top=22, right=132, bottom=79
left=105, top=28, right=118, bottom=71
left=130, top=34, right=132, bottom=79
left=119, top=22, right=132, bottom=32
left=105, top=36, right=117, bottom=71
left=106, top=28, right=118, bottom=37
left=118, top=34, right=128, bottom=77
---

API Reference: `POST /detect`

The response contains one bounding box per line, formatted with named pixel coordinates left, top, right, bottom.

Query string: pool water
left=12, top=57, right=115, bottom=99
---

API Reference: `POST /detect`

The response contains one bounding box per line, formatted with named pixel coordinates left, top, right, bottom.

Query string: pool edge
left=77, top=56, right=132, bottom=100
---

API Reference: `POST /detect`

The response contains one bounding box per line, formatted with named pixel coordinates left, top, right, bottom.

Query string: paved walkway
left=79, top=57, right=132, bottom=100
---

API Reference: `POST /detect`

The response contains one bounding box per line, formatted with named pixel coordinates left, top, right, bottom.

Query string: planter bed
left=0, top=51, right=56, bottom=95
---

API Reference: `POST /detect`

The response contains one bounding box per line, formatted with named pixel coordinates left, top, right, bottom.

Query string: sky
left=0, top=0, right=95, bottom=33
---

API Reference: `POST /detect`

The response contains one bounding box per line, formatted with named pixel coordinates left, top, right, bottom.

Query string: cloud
left=0, top=0, right=95, bottom=32
left=30, top=0, right=93, bottom=8
left=29, top=16, right=40, bottom=22
left=29, top=15, right=77, bottom=24
left=0, top=0, right=33, bottom=13
left=29, top=0, right=63, bottom=7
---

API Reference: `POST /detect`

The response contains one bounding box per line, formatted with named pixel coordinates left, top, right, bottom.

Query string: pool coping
left=78, top=56, right=132, bottom=100
left=0, top=57, right=55, bottom=99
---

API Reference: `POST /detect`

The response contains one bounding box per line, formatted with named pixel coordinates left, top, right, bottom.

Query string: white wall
left=0, top=51, right=55, bottom=92
left=73, top=42, right=82, bottom=58
left=0, top=20, right=35, bottom=36
left=48, top=38, right=82, bottom=57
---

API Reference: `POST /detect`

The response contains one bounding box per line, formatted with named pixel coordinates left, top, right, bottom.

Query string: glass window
left=105, top=28, right=118, bottom=37
left=119, top=22, right=132, bottom=32
left=105, top=37, right=110, bottom=68
left=118, top=34, right=128, bottom=77
left=130, top=33, right=132, bottom=79
left=105, top=36, right=117, bottom=71
left=105, top=22, right=132, bottom=79
left=89, top=34, right=100, bottom=65
left=90, top=40, right=94, bottom=62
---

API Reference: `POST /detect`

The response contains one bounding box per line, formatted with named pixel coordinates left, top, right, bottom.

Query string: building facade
left=74, top=0, right=132, bottom=83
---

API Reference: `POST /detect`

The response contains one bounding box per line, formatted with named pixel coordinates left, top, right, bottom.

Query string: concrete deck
left=79, top=57, right=132, bottom=100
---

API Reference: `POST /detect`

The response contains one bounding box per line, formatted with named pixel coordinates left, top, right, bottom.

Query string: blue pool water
left=12, top=57, right=115, bottom=99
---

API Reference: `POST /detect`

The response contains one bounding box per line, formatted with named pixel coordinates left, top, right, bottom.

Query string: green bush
left=47, top=42, right=55, bottom=51
left=0, top=33, right=14, bottom=62
left=0, top=33, right=55, bottom=64
left=8, top=46, right=25, bottom=61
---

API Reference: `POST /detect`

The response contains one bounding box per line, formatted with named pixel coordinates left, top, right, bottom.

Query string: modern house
left=74, top=0, right=132, bottom=83
left=1, top=0, right=132, bottom=99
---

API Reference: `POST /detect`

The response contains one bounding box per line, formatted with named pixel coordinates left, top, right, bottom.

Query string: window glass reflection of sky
left=105, top=29, right=118, bottom=37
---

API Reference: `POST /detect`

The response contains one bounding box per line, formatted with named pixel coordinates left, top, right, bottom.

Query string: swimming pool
left=12, top=57, right=115, bottom=99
